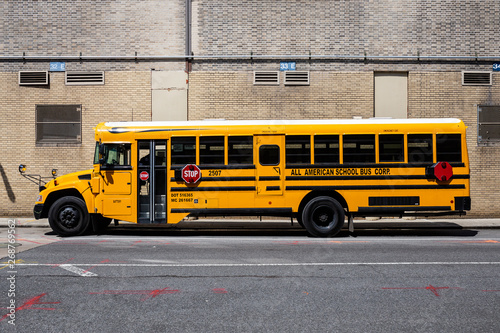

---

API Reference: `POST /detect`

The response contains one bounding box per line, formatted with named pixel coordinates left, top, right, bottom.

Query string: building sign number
left=280, top=62, right=296, bottom=71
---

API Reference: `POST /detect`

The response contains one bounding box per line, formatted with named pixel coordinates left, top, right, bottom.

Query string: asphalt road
left=1, top=227, right=499, bottom=332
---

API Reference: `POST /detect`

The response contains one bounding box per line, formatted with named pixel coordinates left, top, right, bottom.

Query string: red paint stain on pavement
left=0, top=293, right=60, bottom=322
left=213, top=288, right=228, bottom=294
left=90, top=287, right=180, bottom=301
left=51, top=258, right=75, bottom=267
left=83, top=258, right=128, bottom=273
left=382, top=284, right=462, bottom=297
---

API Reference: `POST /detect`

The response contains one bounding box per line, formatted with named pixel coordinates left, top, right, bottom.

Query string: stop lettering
left=181, top=164, right=201, bottom=183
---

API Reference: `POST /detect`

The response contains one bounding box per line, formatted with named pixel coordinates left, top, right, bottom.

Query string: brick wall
left=188, top=71, right=374, bottom=120
left=192, top=0, right=499, bottom=71
left=409, top=72, right=500, bottom=217
left=0, top=71, right=151, bottom=216
left=0, top=0, right=186, bottom=72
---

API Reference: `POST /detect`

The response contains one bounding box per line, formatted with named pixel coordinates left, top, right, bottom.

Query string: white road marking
left=16, top=261, right=500, bottom=268
left=59, top=264, right=98, bottom=277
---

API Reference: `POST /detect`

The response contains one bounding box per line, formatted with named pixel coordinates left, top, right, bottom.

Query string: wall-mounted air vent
left=462, top=71, right=492, bottom=86
left=65, top=71, right=105, bottom=85
left=253, top=71, right=279, bottom=85
left=19, top=71, right=49, bottom=85
left=284, top=71, right=310, bottom=85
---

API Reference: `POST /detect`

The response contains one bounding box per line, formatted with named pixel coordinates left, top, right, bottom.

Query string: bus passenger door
left=99, top=143, right=133, bottom=219
left=255, top=135, right=285, bottom=196
left=138, top=140, right=168, bottom=223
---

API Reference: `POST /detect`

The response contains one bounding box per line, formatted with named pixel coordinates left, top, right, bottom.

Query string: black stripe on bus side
left=285, top=163, right=466, bottom=169
left=171, top=164, right=255, bottom=170
left=286, top=174, right=470, bottom=181
left=171, top=186, right=256, bottom=192
left=266, top=186, right=281, bottom=191
left=369, top=196, right=420, bottom=206
left=171, top=208, right=292, bottom=215
left=170, top=176, right=256, bottom=182
left=259, top=176, right=281, bottom=181
left=286, top=185, right=466, bottom=191
left=358, top=206, right=451, bottom=213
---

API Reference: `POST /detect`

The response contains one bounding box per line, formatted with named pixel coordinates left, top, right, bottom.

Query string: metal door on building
left=138, top=140, right=168, bottom=223
left=374, top=72, right=408, bottom=119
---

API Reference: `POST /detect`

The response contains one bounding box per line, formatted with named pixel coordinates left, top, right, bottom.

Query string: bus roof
left=103, top=118, right=462, bottom=128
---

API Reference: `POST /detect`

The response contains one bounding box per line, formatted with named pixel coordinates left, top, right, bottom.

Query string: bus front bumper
left=34, top=204, right=44, bottom=220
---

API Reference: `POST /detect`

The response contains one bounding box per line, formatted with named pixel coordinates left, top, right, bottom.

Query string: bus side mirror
left=98, top=144, right=106, bottom=165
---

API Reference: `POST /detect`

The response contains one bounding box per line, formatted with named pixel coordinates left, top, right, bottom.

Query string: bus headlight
left=37, top=195, right=43, bottom=203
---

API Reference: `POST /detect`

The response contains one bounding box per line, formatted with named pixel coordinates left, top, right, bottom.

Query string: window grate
left=253, top=71, right=279, bottom=85
left=284, top=71, right=310, bottom=85
left=19, top=71, right=49, bottom=85
left=478, top=105, right=500, bottom=145
left=462, top=72, right=492, bottom=86
left=66, top=71, right=105, bottom=85
left=35, top=105, right=82, bottom=144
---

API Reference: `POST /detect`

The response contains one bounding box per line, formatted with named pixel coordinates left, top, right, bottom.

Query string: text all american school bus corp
left=33, top=118, right=471, bottom=237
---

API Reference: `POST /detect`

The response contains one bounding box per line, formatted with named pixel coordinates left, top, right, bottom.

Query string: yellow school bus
left=33, top=118, right=471, bottom=237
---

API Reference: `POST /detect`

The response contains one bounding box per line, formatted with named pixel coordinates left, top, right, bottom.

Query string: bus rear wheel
left=302, top=196, right=345, bottom=237
left=48, top=196, right=90, bottom=237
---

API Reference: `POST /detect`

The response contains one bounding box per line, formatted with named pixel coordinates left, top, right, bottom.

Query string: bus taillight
left=426, top=161, right=453, bottom=182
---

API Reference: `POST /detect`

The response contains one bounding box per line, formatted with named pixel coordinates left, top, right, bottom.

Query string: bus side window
left=286, top=135, right=311, bottom=165
left=200, top=136, right=224, bottom=165
left=228, top=136, right=253, bottom=165
left=437, top=134, right=462, bottom=162
left=171, top=137, right=196, bottom=165
left=408, top=134, right=433, bottom=165
left=343, top=135, right=375, bottom=164
left=314, top=135, right=339, bottom=164
left=259, top=145, right=280, bottom=166
left=379, top=134, right=404, bottom=162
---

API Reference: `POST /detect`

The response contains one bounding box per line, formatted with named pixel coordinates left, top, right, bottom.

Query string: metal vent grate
left=284, top=71, right=310, bottom=85
left=65, top=71, right=105, bottom=85
left=478, top=105, right=500, bottom=145
left=462, top=72, right=492, bottom=86
left=19, top=71, right=49, bottom=85
left=253, top=71, right=279, bottom=85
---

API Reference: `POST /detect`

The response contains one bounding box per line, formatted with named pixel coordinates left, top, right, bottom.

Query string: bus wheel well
left=298, top=191, right=348, bottom=218
left=41, top=189, right=85, bottom=219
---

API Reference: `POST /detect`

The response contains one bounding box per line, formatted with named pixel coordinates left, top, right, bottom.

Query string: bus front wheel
left=302, top=196, right=345, bottom=237
left=48, top=196, right=90, bottom=237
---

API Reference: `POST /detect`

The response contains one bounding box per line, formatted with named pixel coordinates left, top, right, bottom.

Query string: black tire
left=302, top=196, right=345, bottom=237
left=48, top=196, right=90, bottom=236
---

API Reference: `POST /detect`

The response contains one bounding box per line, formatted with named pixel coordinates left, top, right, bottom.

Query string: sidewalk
left=1, top=217, right=500, bottom=229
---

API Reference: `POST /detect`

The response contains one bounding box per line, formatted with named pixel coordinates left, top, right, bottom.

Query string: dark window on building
left=379, top=134, right=404, bottom=162
left=228, top=136, right=253, bottom=164
left=478, top=105, right=500, bottom=145
left=171, top=137, right=196, bottom=165
left=35, top=105, right=81, bottom=144
left=200, top=136, right=225, bottom=165
left=314, top=135, right=339, bottom=164
left=408, top=134, right=433, bottom=165
left=286, top=135, right=311, bottom=165
left=343, top=135, right=375, bottom=164
left=436, top=134, right=462, bottom=162
left=259, top=145, right=280, bottom=166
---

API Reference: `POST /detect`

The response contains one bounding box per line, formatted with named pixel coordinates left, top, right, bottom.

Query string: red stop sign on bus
left=181, top=164, right=201, bottom=184
left=139, top=171, right=149, bottom=181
